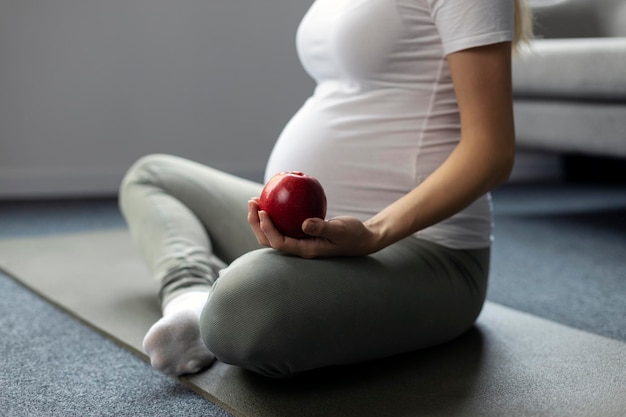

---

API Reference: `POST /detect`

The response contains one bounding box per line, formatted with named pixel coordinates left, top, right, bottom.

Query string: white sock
left=142, top=291, right=215, bottom=376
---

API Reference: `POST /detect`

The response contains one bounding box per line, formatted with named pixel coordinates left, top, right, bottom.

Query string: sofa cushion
left=513, top=100, right=626, bottom=157
left=512, top=38, right=626, bottom=101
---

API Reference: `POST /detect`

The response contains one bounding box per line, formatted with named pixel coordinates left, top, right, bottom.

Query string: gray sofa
left=512, top=0, right=626, bottom=158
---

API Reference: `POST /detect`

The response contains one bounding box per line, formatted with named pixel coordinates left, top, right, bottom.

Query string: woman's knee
left=118, top=154, right=175, bottom=210
left=199, top=250, right=299, bottom=377
left=120, top=154, right=175, bottom=191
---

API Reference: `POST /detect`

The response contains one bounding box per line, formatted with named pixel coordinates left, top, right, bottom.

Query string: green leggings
left=119, top=154, right=490, bottom=377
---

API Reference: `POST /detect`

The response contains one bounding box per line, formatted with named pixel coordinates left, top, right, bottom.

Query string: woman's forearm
left=364, top=134, right=514, bottom=251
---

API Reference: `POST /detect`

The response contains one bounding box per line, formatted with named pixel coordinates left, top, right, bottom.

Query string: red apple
left=259, top=171, right=327, bottom=239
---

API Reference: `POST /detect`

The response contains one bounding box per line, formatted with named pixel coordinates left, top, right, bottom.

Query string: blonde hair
left=513, top=0, right=534, bottom=51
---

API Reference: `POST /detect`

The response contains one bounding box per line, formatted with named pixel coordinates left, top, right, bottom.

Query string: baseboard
left=0, top=165, right=266, bottom=200
left=0, top=166, right=126, bottom=199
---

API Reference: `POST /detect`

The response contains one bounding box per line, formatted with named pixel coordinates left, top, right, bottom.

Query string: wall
left=0, top=0, right=314, bottom=198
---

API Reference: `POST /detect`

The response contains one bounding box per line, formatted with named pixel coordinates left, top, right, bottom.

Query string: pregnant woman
left=119, top=0, right=533, bottom=377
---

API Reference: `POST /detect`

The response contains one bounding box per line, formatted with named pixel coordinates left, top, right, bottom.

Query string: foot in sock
left=143, top=291, right=215, bottom=376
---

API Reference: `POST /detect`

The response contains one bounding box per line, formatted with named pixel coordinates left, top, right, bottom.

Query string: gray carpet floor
left=1, top=180, right=625, bottom=416
left=0, top=272, right=232, bottom=417
left=488, top=182, right=626, bottom=342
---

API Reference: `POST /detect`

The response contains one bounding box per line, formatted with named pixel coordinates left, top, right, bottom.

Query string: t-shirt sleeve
left=428, top=0, right=514, bottom=55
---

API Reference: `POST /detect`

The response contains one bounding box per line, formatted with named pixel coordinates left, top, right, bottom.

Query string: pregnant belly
left=264, top=99, right=419, bottom=219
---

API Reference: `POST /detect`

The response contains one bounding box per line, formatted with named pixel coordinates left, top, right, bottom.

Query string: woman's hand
left=247, top=199, right=381, bottom=258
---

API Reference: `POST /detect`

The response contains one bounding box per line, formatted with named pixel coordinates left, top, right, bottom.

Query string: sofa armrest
left=530, top=0, right=626, bottom=38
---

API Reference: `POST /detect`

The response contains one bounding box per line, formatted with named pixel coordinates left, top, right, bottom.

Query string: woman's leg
left=119, top=153, right=263, bottom=374
left=201, top=238, right=489, bottom=377
left=119, top=154, right=489, bottom=377
left=119, top=153, right=263, bottom=303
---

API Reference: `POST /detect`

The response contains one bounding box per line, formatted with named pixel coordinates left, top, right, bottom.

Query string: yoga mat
left=1, top=229, right=625, bottom=417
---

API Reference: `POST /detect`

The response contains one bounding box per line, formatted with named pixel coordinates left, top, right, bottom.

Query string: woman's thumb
left=303, top=218, right=325, bottom=236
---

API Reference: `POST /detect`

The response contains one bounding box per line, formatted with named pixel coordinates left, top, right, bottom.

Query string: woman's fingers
left=247, top=200, right=270, bottom=246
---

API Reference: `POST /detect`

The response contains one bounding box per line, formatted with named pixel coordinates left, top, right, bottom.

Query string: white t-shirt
left=264, top=0, right=514, bottom=249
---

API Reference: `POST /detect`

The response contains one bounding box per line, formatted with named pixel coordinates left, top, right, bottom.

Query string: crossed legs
left=119, top=154, right=490, bottom=378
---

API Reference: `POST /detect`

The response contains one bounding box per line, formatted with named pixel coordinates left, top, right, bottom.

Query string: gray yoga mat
left=1, top=229, right=625, bottom=417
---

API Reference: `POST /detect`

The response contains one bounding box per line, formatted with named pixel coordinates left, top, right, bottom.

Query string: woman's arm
left=248, top=42, right=515, bottom=258
left=366, top=41, right=516, bottom=248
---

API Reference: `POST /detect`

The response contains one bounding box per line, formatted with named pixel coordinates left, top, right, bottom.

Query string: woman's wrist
left=363, top=216, right=395, bottom=253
